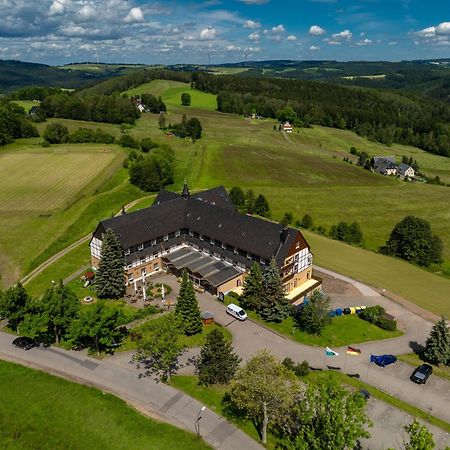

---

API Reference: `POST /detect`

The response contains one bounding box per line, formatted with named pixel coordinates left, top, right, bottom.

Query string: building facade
left=90, top=186, right=320, bottom=301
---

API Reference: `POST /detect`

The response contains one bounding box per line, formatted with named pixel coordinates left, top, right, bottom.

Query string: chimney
left=280, top=227, right=289, bottom=243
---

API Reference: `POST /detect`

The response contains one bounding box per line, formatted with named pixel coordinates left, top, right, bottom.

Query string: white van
left=226, top=303, right=247, bottom=321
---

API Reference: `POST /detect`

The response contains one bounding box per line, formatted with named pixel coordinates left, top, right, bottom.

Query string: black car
left=12, top=336, right=35, bottom=350
left=358, top=389, right=371, bottom=401
left=410, top=364, right=433, bottom=384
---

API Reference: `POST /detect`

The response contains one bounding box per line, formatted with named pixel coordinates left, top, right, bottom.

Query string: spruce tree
left=253, top=194, right=270, bottom=217
left=175, top=272, right=202, bottom=336
left=95, top=228, right=126, bottom=299
left=240, top=262, right=263, bottom=311
left=258, top=257, right=290, bottom=322
left=196, top=328, right=241, bottom=385
left=423, top=317, right=450, bottom=366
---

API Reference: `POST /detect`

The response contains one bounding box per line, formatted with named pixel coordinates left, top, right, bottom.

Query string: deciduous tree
left=68, top=301, right=126, bottom=356
left=381, top=216, right=442, bottom=267
left=0, top=283, right=32, bottom=333
left=294, top=290, right=332, bottom=335
left=253, top=194, right=270, bottom=217
left=175, top=272, right=202, bottom=336
left=301, top=214, right=313, bottom=229
left=196, top=328, right=241, bottom=385
left=95, top=228, right=126, bottom=299
left=181, top=92, right=191, bottom=106
left=229, top=350, right=299, bottom=445
left=275, top=378, right=371, bottom=450
left=135, top=313, right=183, bottom=381
left=403, top=419, right=435, bottom=450
left=229, top=186, right=245, bottom=212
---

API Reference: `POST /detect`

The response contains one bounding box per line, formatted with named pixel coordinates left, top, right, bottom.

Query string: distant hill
left=170, top=59, right=450, bottom=103
left=0, top=60, right=128, bottom=94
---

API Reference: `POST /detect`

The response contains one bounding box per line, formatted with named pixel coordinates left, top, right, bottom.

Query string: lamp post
left=195, top=406, right=206, bottom=438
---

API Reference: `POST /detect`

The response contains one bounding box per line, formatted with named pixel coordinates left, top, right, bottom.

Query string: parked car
left=226, top=303, right=247, bottom=321
left=410, top=364, right=433, bottom=384
left=12, top=336, right=35, bottom=350
left=358, top=389, right=371, bottom=400
left=370, top=354, right=397, bottom=367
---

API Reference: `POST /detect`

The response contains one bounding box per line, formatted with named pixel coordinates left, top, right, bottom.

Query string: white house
left=397, top=163, right=415, bottom=178
left=137, top=104, right=145, bottom=113
left=281, top=121, right=293, bottom=133
left=372, top=157, right=397, bottom=176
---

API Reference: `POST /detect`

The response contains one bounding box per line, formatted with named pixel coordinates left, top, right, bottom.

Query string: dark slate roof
left=205, top=266, right=241, bottom=287
left=94, top=186, right=309, bottom=266
left=398, top=163, right=413, bottom=175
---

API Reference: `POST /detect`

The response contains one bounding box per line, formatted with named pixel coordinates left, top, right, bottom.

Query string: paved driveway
left=150, top=273, right=450, bottom=426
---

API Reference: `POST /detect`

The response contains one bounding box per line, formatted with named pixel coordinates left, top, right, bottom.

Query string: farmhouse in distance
left=90, top=185, right=321, bottom=302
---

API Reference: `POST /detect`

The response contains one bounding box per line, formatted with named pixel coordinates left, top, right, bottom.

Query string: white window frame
left=163, top=235, right=169, bottom=242
left=124, top=248, right=130, bottom=256
left=138, top=243, right=144, bottom=251
left=175, top=230, right=181, bottom=237
left=151, top=239, right=156, bottom=245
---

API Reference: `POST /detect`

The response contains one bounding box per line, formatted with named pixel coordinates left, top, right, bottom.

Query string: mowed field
left=0, top=148, right=115, bottom=212
left=0, top=142, right=140, bottom=287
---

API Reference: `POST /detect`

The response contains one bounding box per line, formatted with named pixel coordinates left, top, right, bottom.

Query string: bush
left=359, top=305, right=385, bottom=323
left=119, top=134, right=139, bottom=149
left=43, top=122, right=69, bottom=144
left=282, top=357, right=310, bottom=377
left=377, top=317, right=397, bottom=331
left=228, top=291, right=241, bottom=300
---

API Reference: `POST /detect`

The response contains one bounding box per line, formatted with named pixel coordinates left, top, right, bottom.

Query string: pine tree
left=240, top=262, right=264, bottom=311
left=423, top=317, right=450, bottom=366
left=95, top=228, right=126, bottom=299
left=175, top=272, right=202, bottom=336
left=258, top=258, right=290, bottom=322
left=253, top=194, right=270, bottom=217
left=229, top=186, right=245, bottom=212
left=196, top=328, right=241, bottom=385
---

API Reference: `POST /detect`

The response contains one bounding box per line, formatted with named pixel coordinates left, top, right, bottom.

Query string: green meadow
left=0, top=360, right=211, bottom=450
left=2, top=79, right=449, bottom=318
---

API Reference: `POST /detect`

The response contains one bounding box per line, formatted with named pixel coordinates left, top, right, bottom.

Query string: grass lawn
left=25, top=241, right=91, bottom=297
left=397, top=353, right=450, bottom=383
left=305, top=231, right=450, bottom=318
left=12, top=100, right=39, bottom=112
left=0, top=360, right=211, bottom=450
left=247, top=311, right=403, bottom=347
left=170, top=375, right=277, bottom=448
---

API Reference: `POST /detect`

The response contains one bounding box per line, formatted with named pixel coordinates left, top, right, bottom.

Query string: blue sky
left=0, top=0, right=449, bottom=65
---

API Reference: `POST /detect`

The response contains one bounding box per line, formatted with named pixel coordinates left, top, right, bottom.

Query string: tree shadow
left=409, top=340, right=425, bottom=355
left=326, top=365, right=342, bottom=371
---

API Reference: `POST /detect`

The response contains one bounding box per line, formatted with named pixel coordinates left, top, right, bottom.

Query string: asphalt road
left=0, top=331, right=262, bottom=450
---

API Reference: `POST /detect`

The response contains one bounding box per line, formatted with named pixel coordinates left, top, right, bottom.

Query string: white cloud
left=287, top=35, right=297, bottom=41
left=199, top=26, right=216, bottom=40
left=356, top=38, right=372, bottom=46
left=124, top=7, right=144, bottom=23
left=248, top=32, right=260, bottom=41
left=78, top=4, right=96, bottom=21
left=226, top=45, right=241, bottom=51
left=309, top=45, right=320, bottom=51
left=415, top=26, right=436, bottom=37
left=327, top=40, right=341, bottom=45
left=436, top=22, right=450, bottom=35
left=388, top=41, right=397, bottom=46
left=309, top=25, right=325, bottom=36
left=332, top=29, right=352, bottom=40
left=244, top=20, right=260, bottom=29
left=272, top=24, right=285, bottom=33
left=49, top=0, right=68, bottom=16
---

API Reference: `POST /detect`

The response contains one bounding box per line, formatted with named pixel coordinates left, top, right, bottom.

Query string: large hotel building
left=90, top=185, right=321, bottom=303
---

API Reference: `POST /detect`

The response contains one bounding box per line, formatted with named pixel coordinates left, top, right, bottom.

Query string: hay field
left=0, top=148, right=115, bottom=212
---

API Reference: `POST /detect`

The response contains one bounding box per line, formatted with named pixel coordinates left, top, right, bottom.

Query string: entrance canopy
left=164, top=246, right=242, bottom=289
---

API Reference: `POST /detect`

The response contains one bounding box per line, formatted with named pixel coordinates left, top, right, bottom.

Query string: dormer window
left=151, top=239, right=156, bottom=245
left=234, top=248, right=238, bottom=254
left=247, top=253, right=252, bottom=260
left=138, top=244, right=144, bottom=251
left=175, top=230, right=181, bottom=237
left=200, top=234, right=204, bottom=241
left=163, top=235, right=169, bottom=242
left=189, top=230, right=194, bottom=237
left=222, top=243, right=226, bottom=250
left=210, top=239, right=215, bottom=245
left=125, top=249, right=130, bottom=256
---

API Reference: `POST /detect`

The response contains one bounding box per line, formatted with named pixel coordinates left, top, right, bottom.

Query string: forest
left=0, top=100, right=39, bottom=145
left=192, top=72, right=450, bottom=157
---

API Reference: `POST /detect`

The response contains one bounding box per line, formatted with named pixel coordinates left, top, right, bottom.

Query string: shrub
left=359, top=305, right=385, bottom=323
left=377, top=317, right=397, bottom=331
left=282, top=358, right=310, bottom=377
left=228, top=291, right=240, bottom=300
left=119, top=134, right=139, bottom=149
left=43, top=122, right=69, bottom=144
